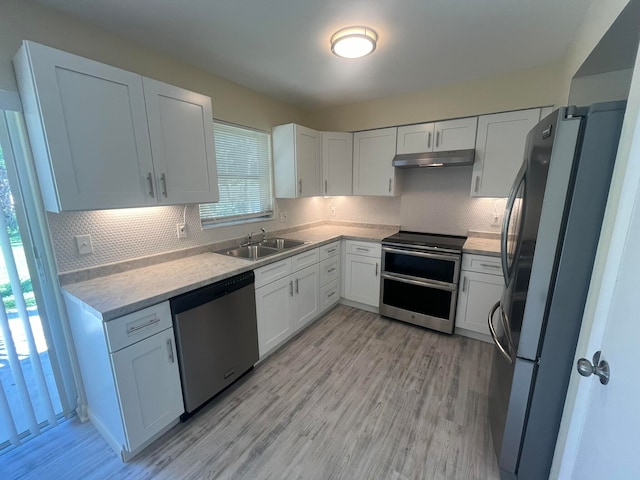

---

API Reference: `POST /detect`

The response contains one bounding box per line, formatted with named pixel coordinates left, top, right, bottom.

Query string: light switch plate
left=75, top=234, right=93, bottom=255
left=279, top=211, right=288, bottom=222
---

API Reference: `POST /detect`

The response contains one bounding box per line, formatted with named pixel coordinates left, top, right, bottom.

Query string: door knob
left=576, top=350, right=610, bottom=385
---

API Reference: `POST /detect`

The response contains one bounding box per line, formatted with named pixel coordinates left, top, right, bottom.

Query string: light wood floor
left=1, top=306, right=500, bottom=480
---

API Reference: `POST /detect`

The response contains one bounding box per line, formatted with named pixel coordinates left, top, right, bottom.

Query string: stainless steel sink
left=259, top=238, right=306, bottom=249
left=216, top=245, right=280, bottom=260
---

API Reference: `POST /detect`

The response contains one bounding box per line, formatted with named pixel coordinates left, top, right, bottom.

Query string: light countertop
left=62, top=224, right=397, bottom=321
left=462, top=233, right=501, bottom=257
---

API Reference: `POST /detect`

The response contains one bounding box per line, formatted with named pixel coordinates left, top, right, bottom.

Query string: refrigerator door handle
left=501, top=163, right=527, bottom=283
left=488, top=301, right=513, bottom=364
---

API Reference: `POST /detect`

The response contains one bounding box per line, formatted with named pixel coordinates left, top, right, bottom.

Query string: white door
left=111, top=328, right=183, bottom=452
left=396, top=123, right=435, bottom=154
left=143, top=77, right=218, bottom=205
left=255, top=276, right=293, bottom=358
left=295, top=125, right=320, bottom=197
left=353, top=127, right=398, bottom=196
left=344, top=254, right=380, bottom=307
left=322, top=131, right=353, bottom=196
left=456, top=270, right=503, bottom=336
left=554, top=49, right=640, bottom=479
left=434, top=117, right=478, bottom=151
left=292, top=264, right=320, bottom=331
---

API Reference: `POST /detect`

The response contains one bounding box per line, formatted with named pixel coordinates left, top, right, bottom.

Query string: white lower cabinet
left=343, top=240, right=381, bottom=309
left=319, top=241, right=341, bottom=313
left=64, top=299, right=184, bottom=460
left=255, top=248, right=322, bottom=358
left=455, top=254, right=504, bottom=341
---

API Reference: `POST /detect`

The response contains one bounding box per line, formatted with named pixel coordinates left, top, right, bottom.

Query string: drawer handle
left=327, top=267, right=336, bottom=273
left=327, top=248, right=337, bottom=254
left=480, top=263, right=500, bottom=269
left=166, top=339, right=175, bottom=363
left=328, top=291, right=336, bottom=298
left=126, top=316, right=160, bottom=335
left=355, top=247, right=370, bottom=252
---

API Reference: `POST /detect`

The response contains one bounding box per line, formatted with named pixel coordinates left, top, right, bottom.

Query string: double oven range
left=380, top=231, right=466, bottom=334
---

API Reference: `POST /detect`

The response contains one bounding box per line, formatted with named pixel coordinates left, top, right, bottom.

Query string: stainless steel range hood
left=392, top=149, right=475, bottom=168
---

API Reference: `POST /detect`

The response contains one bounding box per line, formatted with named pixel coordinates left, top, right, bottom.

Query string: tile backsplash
left=48, top=167, right=506, bottom=274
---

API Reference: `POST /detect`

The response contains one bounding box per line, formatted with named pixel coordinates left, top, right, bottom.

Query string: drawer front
left=291, top=248, right=320, bottom=272
left=319, top=241, right=340, bottom=261
left=254, top=258, right=292, bottom=288
left=105, top=301, right=172, bottom=352
left=461, top=253, right=502, bottom=276
left=320, top=279, right=340, bottom=312
left=345, top=240, right=381, bottom=258
left=320, top=256, right=340, bottom=286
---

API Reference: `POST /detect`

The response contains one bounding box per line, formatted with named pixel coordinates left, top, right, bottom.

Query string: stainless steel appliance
left=170, top=271, right=258, bottom=417
left=488, top=101, right=626, bottom=480
left=380, top=231, right=466, bottom=333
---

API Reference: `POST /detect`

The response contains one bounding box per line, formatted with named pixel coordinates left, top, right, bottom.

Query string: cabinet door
left=322, top=132, right=353, bottom=196
left=15, top=41, right=155, bottom=211
left=455, top=271, right=504, bottom=336
left=143, top=78, right=219, bottom=205
left=344, top=254, right=380, bottom=307
left=320, top=279, right=340, bottom=313
left=396, top=123, right=435, bottom=154
left=111, top=328, right=183, bottom=452
left=255, top=276, right=294, bottom=357
left=434, top=117, right=478, bottom=151
left=292, top=264, right=320, bottom=331
left=353, top=127, right=398, bottom=196
left=295, top=125, right=320, bottom=197
left=471, top=108, right=540, bottom=197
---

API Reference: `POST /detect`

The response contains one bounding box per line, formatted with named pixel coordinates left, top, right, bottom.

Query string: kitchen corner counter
left=62, top=224, right=398, bottom=321
left=463, top=232, right=501, bottom=257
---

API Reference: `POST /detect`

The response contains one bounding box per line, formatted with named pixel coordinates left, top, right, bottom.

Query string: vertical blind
left=199, top=121, right=273, bottom=226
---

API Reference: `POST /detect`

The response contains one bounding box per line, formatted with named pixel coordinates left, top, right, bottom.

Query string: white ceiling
left=33, top=0, right=594, bottom=109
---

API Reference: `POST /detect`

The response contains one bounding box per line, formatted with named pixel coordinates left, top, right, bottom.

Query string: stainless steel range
left=380, top=231, right=466, bottom=334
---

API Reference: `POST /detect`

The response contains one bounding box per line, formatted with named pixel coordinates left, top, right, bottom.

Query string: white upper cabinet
left=142, top=78, right=218, bottom=205
left=273, top=123, right=321, bottom=198
left=471, top=108, right=541, bottom=197
left=353, top=127, right=398, bottom=196
left=322, top=131, right=353, bottom=196
left=396, top=117, right=478, bottom=154
left=13, top=41, right=218, bottom=212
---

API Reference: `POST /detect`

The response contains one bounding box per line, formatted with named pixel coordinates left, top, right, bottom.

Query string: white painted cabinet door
left=344, top=253, right=380, bottom=307
left=322, top=131, right=353, bottom=196
left=353, top=127, right=398, bottom=196
left=471, top=108, right=541, bottom=197
left=15, top=41, right=155, bottom=211
left=434, top=117, right=478, bottom=151
left=455, top=270, right=503, bottom=337
left=292, top=264, right=320, bottom=331
left=396, top=123, right=435, bottom=154
left=111, top=328, right=183, bottom=452
left=255, top=276, right=294, bottom=358
left=143, top=78, right=218, bottom=205
left=273, top=124, right=320, bottom=198
left=295, top=125, right=321, bottom=197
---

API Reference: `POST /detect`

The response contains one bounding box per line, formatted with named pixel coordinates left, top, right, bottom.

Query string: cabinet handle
left=436, top=131, right=440, bottom=148
left=161, top=173, right=168, bottom=197
left=166, top=339, right=175, bottom=363
left=126, top=316, right=160, bottom=335
left=298, top=180, right=302, bottom=195
left=462, top=277, right=468, bottom=292
left=146, top=173, right=155, bottom=197
left=328, top=291, right=336, bottom=298
left=375, top=263, right=379, bottom=277
left=474, top=176, right=480, bottom=192
left=356, top=247, right=370, bottom=252
left=480, top=263, right=500, bottom=269
left=325, top=179, right=328, bottom=194
left=295, top=278, right=299, bottom=294
left=427, top=132, right=432, bottom=149
left=327, top=267, right=336, bottom=273
left=327, top=248, right=337, bottom=254
left=388, top=178, right=392, bottom=193
left=289, top=280, right=293, bottom=297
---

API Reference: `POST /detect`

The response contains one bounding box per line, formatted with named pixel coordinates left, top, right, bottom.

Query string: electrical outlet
left=75, top=234, right=93, bottom=255
left=176, top=223, right=187, bottom=238
left=330, top=205, right=336, bottom=217
left=279, top=211, right=288, bottom=222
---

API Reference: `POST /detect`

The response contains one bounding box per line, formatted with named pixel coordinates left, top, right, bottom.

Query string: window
left=200, top=121, right=273, bottom=226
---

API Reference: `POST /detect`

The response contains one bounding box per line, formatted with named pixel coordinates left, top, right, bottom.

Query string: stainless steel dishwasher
left=170, top=270, right=258, bottom=417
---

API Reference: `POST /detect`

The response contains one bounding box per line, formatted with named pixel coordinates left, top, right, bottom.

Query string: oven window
left=383, top=251, right=456, bottom=283
left=382, top=278, right=452, bottom=319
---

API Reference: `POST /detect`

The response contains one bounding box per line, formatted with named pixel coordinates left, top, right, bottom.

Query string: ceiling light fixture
left=330, top=26, right=378, bottom=59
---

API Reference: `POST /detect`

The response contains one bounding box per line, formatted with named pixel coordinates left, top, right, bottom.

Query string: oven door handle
left=381, top=272, right=457, bottom=292
left=382, top=246, right=461, bottom=263
left=488, top=301, right=513, bottom=364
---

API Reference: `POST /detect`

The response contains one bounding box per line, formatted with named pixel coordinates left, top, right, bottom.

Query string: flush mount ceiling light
left=330, top=26, right=378, bottom=59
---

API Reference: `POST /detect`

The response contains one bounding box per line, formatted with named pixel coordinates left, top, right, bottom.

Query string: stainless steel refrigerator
left=488, top=101, right=626, bottom=480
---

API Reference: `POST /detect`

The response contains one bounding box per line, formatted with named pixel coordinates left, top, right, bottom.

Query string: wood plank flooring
left=1, top=306, right=500, bottom=480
